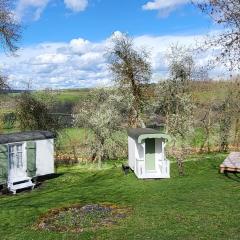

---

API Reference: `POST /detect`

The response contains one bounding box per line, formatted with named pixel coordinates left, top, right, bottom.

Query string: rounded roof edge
left=127, top=128, right=170, bottom=143
left=138, top=133, right=170, bottom=143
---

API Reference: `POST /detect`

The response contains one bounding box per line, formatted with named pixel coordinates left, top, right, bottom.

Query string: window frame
left=8, top=143, right=23, bottom=169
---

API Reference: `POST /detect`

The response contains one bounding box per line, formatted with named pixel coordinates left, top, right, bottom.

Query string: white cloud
left=64, top=0, right=88, bottom=12
left=70, top=38, right=91, bottom=54
left=0, top=32, right=234, bottom=90
left=142, top=0, right=191, bottom=16
left=15, top=0, right=50, bottom=21
left=15, top=0, right=89, bottom=21
left=34, top=53, right=68, bottom=64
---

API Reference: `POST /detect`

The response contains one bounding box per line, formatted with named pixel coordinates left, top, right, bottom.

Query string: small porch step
left=8, top=177, right=35, bottom=194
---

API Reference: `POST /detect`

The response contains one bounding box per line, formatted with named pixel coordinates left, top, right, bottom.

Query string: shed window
left=9, top=144, right=23, bottom=169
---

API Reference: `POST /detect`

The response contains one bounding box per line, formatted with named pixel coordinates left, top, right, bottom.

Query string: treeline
left=1, top=35, right=239, bottom=174
left=0, top=34, right=239, bottom=175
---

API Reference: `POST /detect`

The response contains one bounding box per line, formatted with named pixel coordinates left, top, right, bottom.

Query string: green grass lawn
left=1, top=153, right=240, bottom=240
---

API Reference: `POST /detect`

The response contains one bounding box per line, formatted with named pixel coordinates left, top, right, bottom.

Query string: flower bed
left=35, top=204, right=131, bottom=233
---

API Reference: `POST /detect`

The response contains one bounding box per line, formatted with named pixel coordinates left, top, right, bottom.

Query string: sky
left=0, top=0, right=226, bottom=89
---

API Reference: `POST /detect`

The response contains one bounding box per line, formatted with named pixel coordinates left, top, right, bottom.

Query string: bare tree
left=217, top=95, right=232, bottom=151
left=156, top=46, right=196, bottom=176
left=232, top=79, right=240, bottom=148
left=0, top=74, right=9, bottom=92
left=0, top=1, right=21, bottom=93
left=0, top=0, right=21, bottom=53
left=215, top=78, right=240, bottom=151
left=195, top=0, right=240, bottom=70
left=74, top=88, right=126, bottom=167
left=108, top=34, right=152, bottom=128
left=157, top=46, right=195, bottom=133
left=199, top=106, right=214, bottom=152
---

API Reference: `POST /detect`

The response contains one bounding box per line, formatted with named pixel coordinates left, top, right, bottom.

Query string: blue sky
left=21, top=0, right=212, bottom=45
left=0, top=0, right=221, bottom=89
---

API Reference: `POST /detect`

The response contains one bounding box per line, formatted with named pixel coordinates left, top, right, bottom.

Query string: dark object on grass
left=122, top=164, right=131, bottom=175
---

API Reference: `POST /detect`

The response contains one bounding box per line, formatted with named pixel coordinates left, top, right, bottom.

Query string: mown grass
left=1, top=153, right=240, bottom=240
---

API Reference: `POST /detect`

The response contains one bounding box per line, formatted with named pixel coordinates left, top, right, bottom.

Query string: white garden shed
left=0, top=131, right=55, bottom=194
left=128, top=128, right=170, bottom=179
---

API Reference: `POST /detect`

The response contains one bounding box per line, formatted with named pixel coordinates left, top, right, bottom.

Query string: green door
left=0, top=144, right=8, bottom=184
left=26, top=141, right=37, bottom=177
left=145, top=139, right=155, bottom=171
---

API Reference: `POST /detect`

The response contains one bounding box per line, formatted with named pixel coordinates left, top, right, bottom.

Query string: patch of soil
left=35, top=203, right=131, bottom=233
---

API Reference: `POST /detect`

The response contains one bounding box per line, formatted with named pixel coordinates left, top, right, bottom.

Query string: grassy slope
left=0, top=81, right=229, bottom=109
left=1, top=153, right=240, bottom=240
left=54, top=89, right=91, bottom=103
left=191, top=81, right=228, bottom=105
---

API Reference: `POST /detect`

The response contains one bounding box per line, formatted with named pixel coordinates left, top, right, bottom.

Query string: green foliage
left=2, top=112, right=16, bottom=129
left=16, top=92, right=58, bottom=132
left=191, top=128, right=206, bottom=147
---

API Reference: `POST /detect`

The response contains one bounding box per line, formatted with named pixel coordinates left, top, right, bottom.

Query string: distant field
left=53, top=82, right=229, bottom=105
left=191, top=81, right=229, bottom=104
left=54, top=88, right=91, bottom=103
left=0, top=81, right=230, bottom=111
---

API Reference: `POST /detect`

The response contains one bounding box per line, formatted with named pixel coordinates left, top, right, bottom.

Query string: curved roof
left=127, top=128, right=170, bottom=143
left=0, top=131, right=55, bottom=144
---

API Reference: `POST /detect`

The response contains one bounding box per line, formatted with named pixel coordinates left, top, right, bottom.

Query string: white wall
left=135, top=141, right=145, bottom=178
left=128, top=136, right=145, bottom=174
left=128, top=136, right=135, bottom=170
left=36, top=139, right=54, bottom=176
left=155, top=138, right=164, bottom=161
left=136, top=141, right=145, bottom=160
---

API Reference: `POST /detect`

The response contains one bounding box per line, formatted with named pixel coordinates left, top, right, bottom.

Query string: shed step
left=8, top=179, right=35, bottom=194
left=8, top=177, right=31, bottom=183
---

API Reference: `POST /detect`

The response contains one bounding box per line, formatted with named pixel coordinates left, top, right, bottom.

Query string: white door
left=8, top=144, right=27, bottom=180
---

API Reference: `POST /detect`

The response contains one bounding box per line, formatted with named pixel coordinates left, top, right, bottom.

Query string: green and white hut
left=127, top=128, right=170, bottom=179
left=0, top=131, right=55, bottom=194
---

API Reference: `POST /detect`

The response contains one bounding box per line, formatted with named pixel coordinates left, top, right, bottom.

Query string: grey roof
left=0, top=131, right=55, bottom=144
left=127, top=128, right=170, bottom=143
left=128, top=128, right=160, bottom=138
